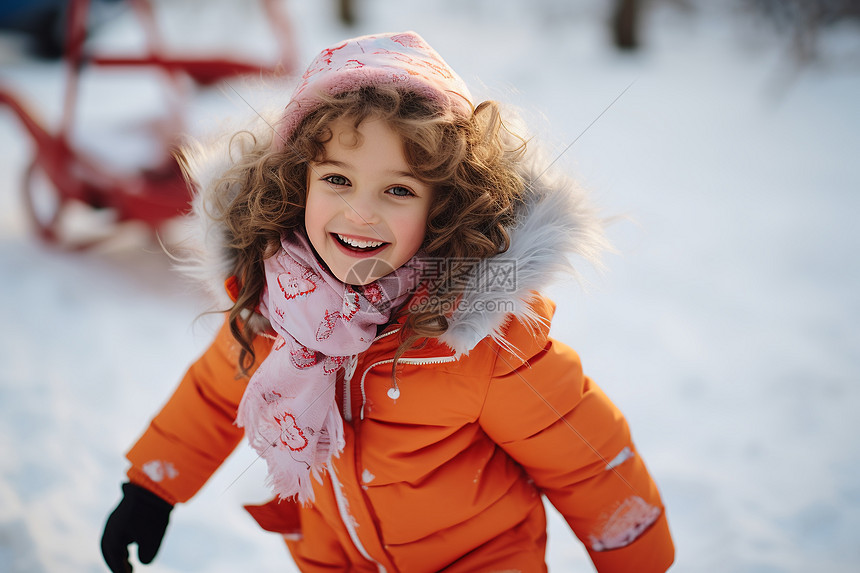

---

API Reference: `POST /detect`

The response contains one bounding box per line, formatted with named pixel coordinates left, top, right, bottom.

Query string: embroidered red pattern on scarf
left=290, top=345, right=318, bottom=369
left=275, top=412, right=308, bottom=452
left=277, top=271, right=317, bottom=299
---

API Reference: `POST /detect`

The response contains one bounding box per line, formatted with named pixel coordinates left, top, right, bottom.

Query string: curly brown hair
left=190, top=85, right=527, bottom=373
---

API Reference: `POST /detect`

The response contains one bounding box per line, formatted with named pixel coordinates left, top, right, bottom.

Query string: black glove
left=101, top=482, right=173, bottom=573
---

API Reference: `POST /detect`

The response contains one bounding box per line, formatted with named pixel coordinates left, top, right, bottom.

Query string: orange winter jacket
left=127, top=296, right=674, bottom=572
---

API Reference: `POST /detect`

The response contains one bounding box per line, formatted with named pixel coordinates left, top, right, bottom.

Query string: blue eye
left=324, top=175, right=349, bottom=186
left=388, top=186, right=414, bottom=197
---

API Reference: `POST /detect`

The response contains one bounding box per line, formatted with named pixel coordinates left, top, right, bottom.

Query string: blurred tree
left=610, top=0, right=694, bottom=51
left=743, top=0, right=860, bottom=62
left=613, top=0, right=640, bottom=49
left=338, top=0, right=355, bottom=26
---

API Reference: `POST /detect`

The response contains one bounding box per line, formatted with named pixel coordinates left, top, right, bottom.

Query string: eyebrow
left=314, top=159, right=419, bottom=181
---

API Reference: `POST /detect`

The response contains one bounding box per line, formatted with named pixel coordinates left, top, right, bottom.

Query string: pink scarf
left=236, top=231, right=423, bottom=503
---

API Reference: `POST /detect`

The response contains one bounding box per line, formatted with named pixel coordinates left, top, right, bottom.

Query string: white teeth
left=337, top=234, right=384, bottom=249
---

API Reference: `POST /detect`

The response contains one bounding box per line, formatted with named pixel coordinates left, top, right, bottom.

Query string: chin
left=340, top=257, right=398, bottom=286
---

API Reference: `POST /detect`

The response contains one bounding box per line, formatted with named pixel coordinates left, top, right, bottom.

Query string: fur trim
left=437, top=149, right=607, bottom=358
left=171, top=112, right=278, bottom=317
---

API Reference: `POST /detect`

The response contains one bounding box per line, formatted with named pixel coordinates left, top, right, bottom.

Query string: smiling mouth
left=334, top=233, right=388, bottom=252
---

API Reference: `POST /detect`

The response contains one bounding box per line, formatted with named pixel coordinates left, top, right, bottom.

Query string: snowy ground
left=1, top=1, right=859, bottom=572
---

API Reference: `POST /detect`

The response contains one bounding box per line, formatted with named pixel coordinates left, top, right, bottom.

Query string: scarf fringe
left=262, top=402, right=346, bottom=504
left=236, top=365, right=346, bottom=504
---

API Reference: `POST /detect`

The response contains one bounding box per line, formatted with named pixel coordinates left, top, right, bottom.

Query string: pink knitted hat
left=275, top=31, right=473, bottom=143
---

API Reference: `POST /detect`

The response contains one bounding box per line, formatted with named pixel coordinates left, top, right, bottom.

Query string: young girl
left=101, top=31, right=674, bottom=572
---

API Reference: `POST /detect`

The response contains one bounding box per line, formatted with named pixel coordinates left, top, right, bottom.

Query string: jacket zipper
left=334, top=329, right=401, bottom=573
left=335, top=328, right=456, bottom=571
left=342, top=328, right=400, bottom=423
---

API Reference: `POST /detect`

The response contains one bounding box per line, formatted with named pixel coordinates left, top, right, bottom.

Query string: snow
left=2, top=1, right=859, bottom=571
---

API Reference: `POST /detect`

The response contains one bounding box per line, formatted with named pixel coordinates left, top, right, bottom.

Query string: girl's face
left=304, top=117, right=434, bottom=285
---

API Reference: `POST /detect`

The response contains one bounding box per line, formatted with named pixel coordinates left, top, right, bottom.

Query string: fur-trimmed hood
left=175, top=113, right=606, bottom=358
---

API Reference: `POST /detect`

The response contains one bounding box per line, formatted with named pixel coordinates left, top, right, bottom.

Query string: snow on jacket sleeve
left=478, top=313, right=674, bottom=572
left=125, top=317, right=272, bottom=504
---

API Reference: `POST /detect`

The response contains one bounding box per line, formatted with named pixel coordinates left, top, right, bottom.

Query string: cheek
left=304, top=188, right=326, bottom=229
left=396, top=208, right=431, bottom=256
left=402, top=223, right=427, bottom=252
left=303, top=191, right=329, bottom=251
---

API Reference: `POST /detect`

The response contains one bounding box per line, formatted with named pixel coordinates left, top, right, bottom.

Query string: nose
left=343, top=190, right=380, bottom=226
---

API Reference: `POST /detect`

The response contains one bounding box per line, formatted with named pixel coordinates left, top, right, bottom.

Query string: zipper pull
left=387, top=381, right=400, bottom=400
left=344, top=354, right=358, bottom=384
left=342, top=355, right=359, bottom=423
